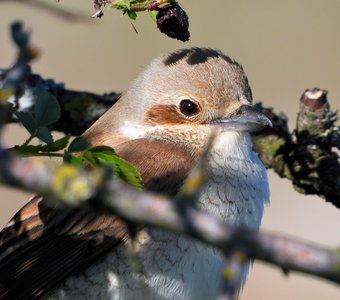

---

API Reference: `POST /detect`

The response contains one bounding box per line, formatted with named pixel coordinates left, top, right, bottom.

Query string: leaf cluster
left=111, top=0, right=175, bottom=21
left=10, top=92, right=143, bottom=188
left=13, top=92, right=60, bottom=144
left=112, top=0, right=146, bottom=20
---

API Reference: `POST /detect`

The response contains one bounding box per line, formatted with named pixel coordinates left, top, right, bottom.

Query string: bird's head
left=86, top=48, right=271, bottom=155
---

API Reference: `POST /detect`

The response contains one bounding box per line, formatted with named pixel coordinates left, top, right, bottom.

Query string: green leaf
left=112, top=0, right=129, bottom=9
left=63, top=153, right=85, bottom=167
left=15, top=144, right=43, bottom=155
left=83, top=146, right=113, bottom=166
left=41, top=135, right=70, bottom=152
left=126, top=8, right=137, bottom=20
left=83, top=150, right=97, bottom=166
left=124, top=0, right=131, bottom=8
left=34, top=92, right=61, bottom=126
left=87, top=145, right=116, bottom=154
left=36, top=126, right=53, bottom=144
left=82, top=145, right=143, bottom=188
left=68, top=136, right=92, bottom=153
left=14, top=110, right=37, bottom=135
left=94, top=152, right=143, bottom=188
left=148, top=10, right=158, bottom=22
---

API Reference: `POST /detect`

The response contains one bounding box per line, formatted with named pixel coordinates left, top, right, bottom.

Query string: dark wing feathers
left=0, top=138, right=196, bottom=299
left=0, top=196, right=127, bottom=299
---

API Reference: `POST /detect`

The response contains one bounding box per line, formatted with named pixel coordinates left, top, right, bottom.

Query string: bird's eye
left=179, top=99, right=199, bottom=117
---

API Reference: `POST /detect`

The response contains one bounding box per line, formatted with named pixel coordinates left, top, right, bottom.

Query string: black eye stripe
left=179, top=99, right=199, bottom=117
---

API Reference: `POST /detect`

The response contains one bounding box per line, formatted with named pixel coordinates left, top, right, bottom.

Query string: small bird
left=0, top=48, right=270, bottom=300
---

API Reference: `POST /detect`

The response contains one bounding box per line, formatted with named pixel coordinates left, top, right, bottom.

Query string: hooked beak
left=211, top=105, right=272, bottom=132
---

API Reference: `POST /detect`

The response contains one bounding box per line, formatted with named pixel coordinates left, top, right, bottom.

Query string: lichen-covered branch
left=252, top=89, right=339, bottom=207
left=1, top=148, right=340, bottom=287
left=1, top=69, right=120, bottom=135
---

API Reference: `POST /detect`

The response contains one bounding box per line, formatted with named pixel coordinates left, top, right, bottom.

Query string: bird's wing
left=0, top=138, right=196, bottom=300
left=0, top=195, right=128, bottom=300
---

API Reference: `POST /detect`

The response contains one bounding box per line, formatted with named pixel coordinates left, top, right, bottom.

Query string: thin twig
left=0, top=0, right=90, bottom=22
left=218, top=252, right=247, bottom=300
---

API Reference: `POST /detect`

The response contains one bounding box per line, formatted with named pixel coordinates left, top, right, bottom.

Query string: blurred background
left=0, top=0, right=339, bottom=299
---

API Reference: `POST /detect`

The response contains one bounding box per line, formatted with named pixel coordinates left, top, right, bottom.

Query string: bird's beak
left=211, top=105, right=272, bottom=132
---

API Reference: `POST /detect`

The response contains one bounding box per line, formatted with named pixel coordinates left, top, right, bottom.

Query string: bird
left=0, top=48, right=270, bottom=300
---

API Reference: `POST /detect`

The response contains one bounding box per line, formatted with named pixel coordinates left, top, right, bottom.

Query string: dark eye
left=179, top=99, right=199, bottom=117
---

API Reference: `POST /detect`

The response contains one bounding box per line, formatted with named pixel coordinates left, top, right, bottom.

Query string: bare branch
left=0, top=147, right=340, bottom=286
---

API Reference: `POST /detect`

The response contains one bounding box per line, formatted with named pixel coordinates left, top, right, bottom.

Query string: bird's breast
left=197, top=131, right=269, bottom=229
left=50, top=132, right=269, bottom=300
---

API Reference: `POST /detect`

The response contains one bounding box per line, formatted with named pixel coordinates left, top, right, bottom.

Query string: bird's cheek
left=144, top=104, right=188, bottom=125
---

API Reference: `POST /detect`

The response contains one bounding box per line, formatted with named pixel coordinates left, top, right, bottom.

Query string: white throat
left=198, top=131, right=269, bottom=228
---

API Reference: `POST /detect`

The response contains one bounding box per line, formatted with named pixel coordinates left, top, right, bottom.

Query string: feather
left=0, top=137, right=196, bottom=299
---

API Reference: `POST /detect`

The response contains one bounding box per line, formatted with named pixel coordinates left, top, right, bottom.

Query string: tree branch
left=0, top=147, right=340, bottom=288
left=252, top=89, right=339, bottom=207
left=1, top=70, right=120, bottom=135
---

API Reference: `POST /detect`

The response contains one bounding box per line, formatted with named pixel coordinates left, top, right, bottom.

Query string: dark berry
left=156, top=4, right=190, bottom=42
